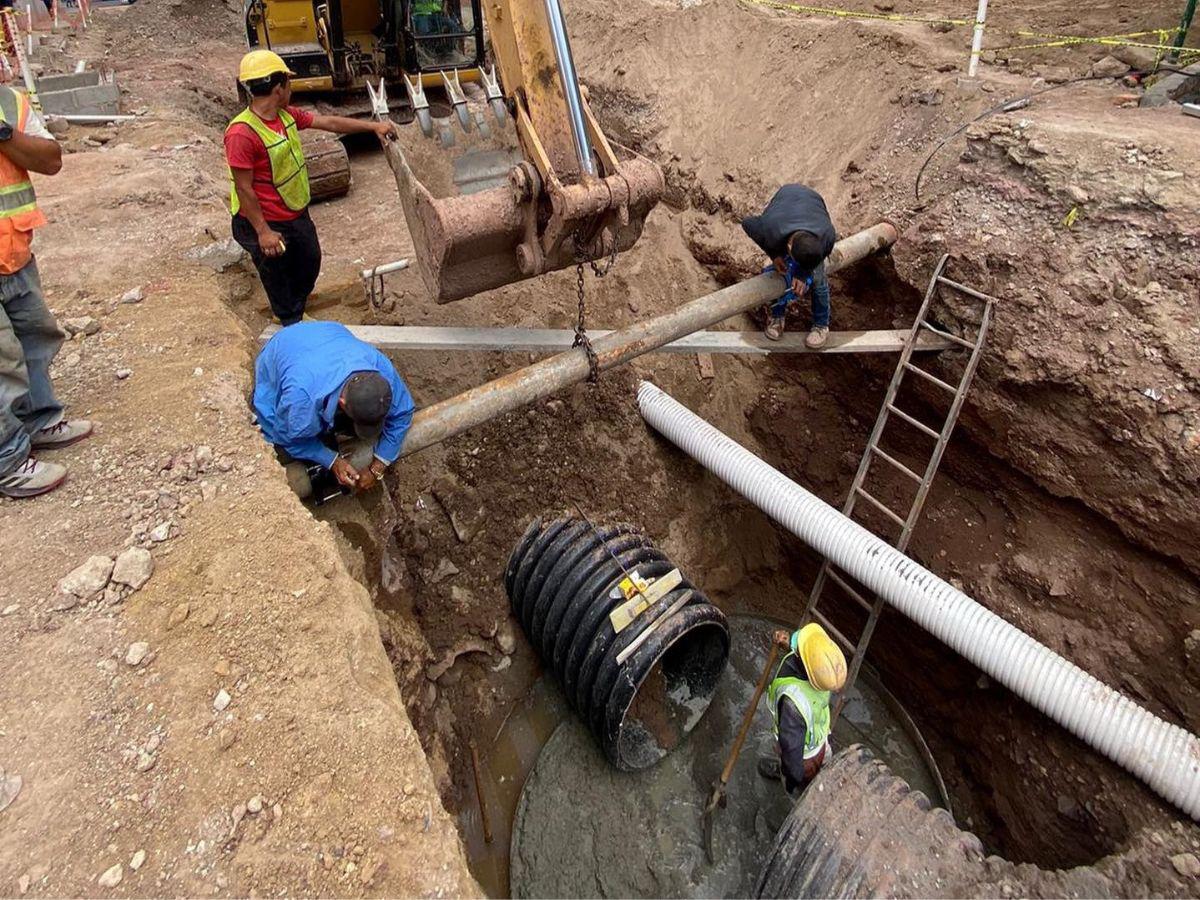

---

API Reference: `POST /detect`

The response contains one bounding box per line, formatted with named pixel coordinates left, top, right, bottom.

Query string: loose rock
left=1090, top=55, right=1129, bottom=78
left=149, top=522, right=172, bottom=543
left=63, top=316, right=101, bottom=337
left=97, top=864, right=123, bottom=888
left=58, top=555, right=114, bottom=598
left=112, top=547, right=154, bottom=590
left=129, top=849, right=146, bottom=871
left=213, top=688, right=232, bottom=712
left=115, top=368, right=133, bottom=380
left=120, top=286, right=144, bottom=304
left=167, top=603, right=190, bottom=629
left=124, top=641, right=150, bottom=666
left=1173, top=852, right=1200, bottom=878
left=247, top=795, right=263, bottom=814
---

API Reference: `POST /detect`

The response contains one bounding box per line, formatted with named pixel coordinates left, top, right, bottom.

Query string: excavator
left=243, top=0, right=663, bottom=301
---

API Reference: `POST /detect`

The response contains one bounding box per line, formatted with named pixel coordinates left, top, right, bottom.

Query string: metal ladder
left=801, top=254, right=995, bottom=719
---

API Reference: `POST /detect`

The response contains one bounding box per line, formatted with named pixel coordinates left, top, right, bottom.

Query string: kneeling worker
left=226, top=50, right=393, bottom=326
left=253, top=321, right=414, bottom=496
left=741, top=184, right=838, bottom=347
left=759, top=623, right=847, bottom=794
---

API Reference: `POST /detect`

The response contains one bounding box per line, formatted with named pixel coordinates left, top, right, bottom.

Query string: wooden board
left=259, top=325, right=956, bottom=355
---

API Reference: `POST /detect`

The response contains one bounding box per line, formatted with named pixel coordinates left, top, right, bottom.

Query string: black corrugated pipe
left=505, top=515, right=730, bottom=771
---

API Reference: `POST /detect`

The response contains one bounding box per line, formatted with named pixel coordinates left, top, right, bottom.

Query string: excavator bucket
left=381, top=135, right=663, bottom=303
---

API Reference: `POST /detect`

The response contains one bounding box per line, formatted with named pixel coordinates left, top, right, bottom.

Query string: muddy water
left=464, top=615, right=946, bottom=898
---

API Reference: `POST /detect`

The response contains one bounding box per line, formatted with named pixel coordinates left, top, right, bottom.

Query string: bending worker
left=253, top=321, right=414, bottom=494
left=759, top=623, right=847, bottom=794
left=741, top=184, right=838, bottom=348
left=225, top=50, right=392, bottom=325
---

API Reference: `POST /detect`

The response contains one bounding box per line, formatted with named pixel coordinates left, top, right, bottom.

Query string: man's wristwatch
left=0, top=123, right=14, bottom=142
left=369, top=460, right=386, bottom=478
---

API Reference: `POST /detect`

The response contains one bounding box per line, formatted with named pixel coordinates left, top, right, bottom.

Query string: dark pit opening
left=617, top=617, right=730, bottom=770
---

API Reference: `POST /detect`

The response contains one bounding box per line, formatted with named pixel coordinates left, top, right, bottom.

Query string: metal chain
left=571, top=222, right=618, bottom=384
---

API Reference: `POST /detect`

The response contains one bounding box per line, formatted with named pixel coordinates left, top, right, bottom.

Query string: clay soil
left=2, top=0, right=1200, bottom=897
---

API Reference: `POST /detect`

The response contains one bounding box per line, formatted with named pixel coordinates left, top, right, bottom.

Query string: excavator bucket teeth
left=383, top=141, right=664, bottom=303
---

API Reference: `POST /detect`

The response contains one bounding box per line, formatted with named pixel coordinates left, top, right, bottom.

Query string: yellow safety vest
left=226, top=107, right=310, bottom=216
left=0, top=86, right=47, bottom=276
left=767, top=652, right=832, bottom=759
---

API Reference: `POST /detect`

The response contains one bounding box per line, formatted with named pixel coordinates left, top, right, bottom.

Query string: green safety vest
left=767, top=652, right=832, bottom=759
left=226, top=107, right=310, bottom=216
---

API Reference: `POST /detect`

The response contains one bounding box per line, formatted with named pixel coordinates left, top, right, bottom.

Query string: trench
left=218, top=132, right=1194, bottom=897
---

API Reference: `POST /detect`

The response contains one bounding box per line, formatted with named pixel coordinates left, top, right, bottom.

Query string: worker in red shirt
left=225, top=51, right=393, bottom=325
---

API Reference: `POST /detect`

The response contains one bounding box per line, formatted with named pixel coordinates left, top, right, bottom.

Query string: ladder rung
left=825, top=568, right=873, bottom=612
left=919, top=320, right=975, bottom=350
left=854, top=487, right=907, bottom=529
left=868, top=444, right=923, bottom=483
left=886, top=404, right=940, bottom=439
left=904, top=362, right=958, bottom=394
left=809, top=608, right=856, bottom=653
left=937, top=275, right=996, bottom=304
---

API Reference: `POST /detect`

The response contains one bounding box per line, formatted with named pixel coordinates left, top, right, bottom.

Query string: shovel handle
left=716, top=642, right=780, bottom=788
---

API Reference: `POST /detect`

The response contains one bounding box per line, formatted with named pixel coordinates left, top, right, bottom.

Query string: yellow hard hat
left=793, top=623, right=847, bottom=692
left=238, top=49, right=295, bottom=84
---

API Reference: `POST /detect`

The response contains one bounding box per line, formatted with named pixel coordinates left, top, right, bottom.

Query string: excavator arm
left=381, top=0, right=664, bottom=302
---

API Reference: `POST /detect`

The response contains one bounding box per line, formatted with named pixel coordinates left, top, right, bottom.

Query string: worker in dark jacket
left=759, top=623, right=847, bottom=794
left=253, top=321, right=414, bottom=495
left=741, top=184, right=838, bottom=347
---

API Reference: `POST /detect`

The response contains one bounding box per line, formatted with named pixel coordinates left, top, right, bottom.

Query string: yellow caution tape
left=740, top=0, right=1200, bottom=64
left=740, top=0, right=973, bottom=29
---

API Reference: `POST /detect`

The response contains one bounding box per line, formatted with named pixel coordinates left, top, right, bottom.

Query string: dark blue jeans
left=770, top=261, right=830, bottom=328
left=0, top=258, right=64, bottom=478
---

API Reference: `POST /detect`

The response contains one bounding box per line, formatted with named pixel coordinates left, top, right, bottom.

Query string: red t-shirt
left=225, top=106, right=314, bottom=222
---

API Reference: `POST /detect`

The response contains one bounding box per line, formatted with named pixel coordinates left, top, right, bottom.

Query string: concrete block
left=36, top=70, right=120, bottom=116
left=1141, top=61, right=1200, bottom=108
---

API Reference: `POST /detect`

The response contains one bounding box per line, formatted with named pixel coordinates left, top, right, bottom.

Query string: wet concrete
left=508, top=616, right=946, bottom=898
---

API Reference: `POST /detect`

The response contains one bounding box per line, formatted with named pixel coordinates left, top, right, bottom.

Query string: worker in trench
left=253, top=321, right=414, bottom=497
left=225, top=50, right=392, bottom=326
left=758, top=623, right=848, bottom=793
left=0, top=75, right=95, bottom=499
left=741, top=184, right=838, bottom=348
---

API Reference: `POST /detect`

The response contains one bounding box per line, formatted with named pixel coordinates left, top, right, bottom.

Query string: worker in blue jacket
left=741, top=184, right=838, bottom=348
left=253, top=321, right=414, bottom=494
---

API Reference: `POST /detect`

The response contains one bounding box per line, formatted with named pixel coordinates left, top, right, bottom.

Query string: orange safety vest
left=0, top=86, right=48, bottom=276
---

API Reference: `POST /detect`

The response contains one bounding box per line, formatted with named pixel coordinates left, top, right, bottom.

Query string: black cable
left=914, top=64, right=1198, bottom=201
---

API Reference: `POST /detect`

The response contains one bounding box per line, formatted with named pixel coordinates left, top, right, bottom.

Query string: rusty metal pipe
left=398, top=221, right=898, bottom=458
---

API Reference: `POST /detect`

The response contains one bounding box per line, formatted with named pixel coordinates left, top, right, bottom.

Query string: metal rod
left=397, top=221, right=897, bottom=459
left=1171, top=0, right=1198, bottom=63
left=468, top=741, right=492, bottom=844
left=359, top=258, right=410, bottom=280
left=967, top=0, right=989, bottom=77
left=541, top=0, right=595, bottom=176
left=44, top=113, right=136, bottom=123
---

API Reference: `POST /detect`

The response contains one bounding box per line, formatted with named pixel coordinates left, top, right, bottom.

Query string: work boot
left=764, top=316, right=786, bottom=342
left=0, top=457, right=68, bottom=498
left=805, top=326, right=829, bottom=349
left=31, top=419, right=93, bottom=450
left=757, top=756, right=782, bottom=781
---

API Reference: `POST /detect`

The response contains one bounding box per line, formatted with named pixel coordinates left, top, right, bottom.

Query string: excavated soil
left=2, top=0, right=1199, bottom=897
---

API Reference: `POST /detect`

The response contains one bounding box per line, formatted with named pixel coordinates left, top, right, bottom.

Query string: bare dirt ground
left=2, top=0, right=1199, bottom=896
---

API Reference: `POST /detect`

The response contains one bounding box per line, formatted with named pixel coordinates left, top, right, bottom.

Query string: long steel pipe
left=398, top=221, right=897, bottom=458
left=635, top=380, right=1200, bottom=822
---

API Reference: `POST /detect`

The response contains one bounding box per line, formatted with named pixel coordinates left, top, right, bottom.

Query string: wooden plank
left=258, top=325, right=955, bottom=355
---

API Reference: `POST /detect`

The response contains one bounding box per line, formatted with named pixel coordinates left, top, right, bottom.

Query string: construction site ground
left=2, top=0, right=1199, bottom=896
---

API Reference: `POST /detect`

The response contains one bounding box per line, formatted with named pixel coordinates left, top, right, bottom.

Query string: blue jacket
left=253, top=322, right=415, bottom=469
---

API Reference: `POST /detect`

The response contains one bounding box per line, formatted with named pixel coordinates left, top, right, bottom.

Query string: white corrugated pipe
left=636, top=381, right=1200, bottom=821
